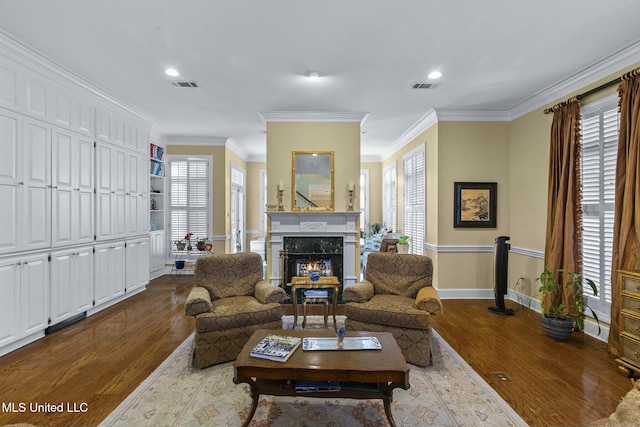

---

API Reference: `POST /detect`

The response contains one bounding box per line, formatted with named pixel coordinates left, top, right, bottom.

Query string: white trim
left=424, top=243, right=494, bottom=253
left=166, top=135, right=229, bottom=146
left=509, top=246, right=544, bottom=259
left=258, top=111, right=369, bottom=124
left=436, top=109, right=512, bottom=122
left=382, top=109, right=437, bottom=161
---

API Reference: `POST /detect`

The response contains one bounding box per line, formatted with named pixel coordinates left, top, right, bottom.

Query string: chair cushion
left=366, top=252, right=432, bottom=298
left=195, top=296, right=283, bottom=333
left=195, top=252, right=264, bottom=299
left=345, top=294, right=432, bottom=330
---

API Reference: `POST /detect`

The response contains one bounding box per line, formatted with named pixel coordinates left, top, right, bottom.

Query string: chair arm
left=415, top=286, right=443, bottom=315
left=184, top=286, right=212, bottom=316
left=342, top=280, right=375, bottom=303
left=254, top=280, right=287, bottom=304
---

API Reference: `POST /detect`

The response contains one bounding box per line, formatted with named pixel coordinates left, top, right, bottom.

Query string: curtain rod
left=544, top=67, right=640, bottom=114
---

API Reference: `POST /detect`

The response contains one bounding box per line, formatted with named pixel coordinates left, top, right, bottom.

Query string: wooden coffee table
left=233, top=329, right=410, bottom=427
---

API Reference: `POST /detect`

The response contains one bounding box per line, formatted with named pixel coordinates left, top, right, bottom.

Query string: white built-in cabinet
left=50, top=246, right=93, bottom=325
left=0, top=253, right=48, bottom=348
left=0, top=48, right=153, bottom=357
left=126, top=237, right=150, bottom=292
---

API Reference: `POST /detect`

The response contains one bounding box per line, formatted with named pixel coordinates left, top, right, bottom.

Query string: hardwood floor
left=0, top=275, right=633, bottom=427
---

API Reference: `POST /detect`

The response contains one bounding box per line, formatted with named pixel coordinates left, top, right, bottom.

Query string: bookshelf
left=149, top=143, right=165, bottom=232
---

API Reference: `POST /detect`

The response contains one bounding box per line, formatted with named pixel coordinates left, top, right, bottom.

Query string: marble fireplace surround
left=267, top=211, right=360, bottom=288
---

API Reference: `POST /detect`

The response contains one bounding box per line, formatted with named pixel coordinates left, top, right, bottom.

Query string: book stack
left=150, top=144, right=164, bottom=161
left=304, top=289, right=329, bottom=298
left=249, top=334, right=301, bottom=362
left=295, top=380, right=341, bottom=392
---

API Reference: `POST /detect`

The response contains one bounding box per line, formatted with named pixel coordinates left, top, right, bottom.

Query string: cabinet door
left=110, top=243, right=126, bottom=298
left=0, top=259, right=20, bottom=346
left=75, top=136, right=94, bottom=243
left=20, top=254, right=48, bottom=336
left=50, top=249, right=74, bottom=324
left=22, top=119, right=50, bottom=250
left=75, top=247, right=94, bottom=312
left=150, top=230, right=166, bottom=273
left=95, top=142, right=113, bottom=241
left=51, top=128, right=73, bottom=246
left=0, top=109, right=22, bottom=253
left=94, top=245, right=111, bottom=305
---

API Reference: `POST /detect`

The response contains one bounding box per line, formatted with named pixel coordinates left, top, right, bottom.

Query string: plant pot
left=197, top=241, right=206, bottom=251
left=397, top=244, right=409, bottom=254
left=175, top=260, right=185, bottom=270
left=176, top=243, right=186, bottom=251
left=541, top=313, right=574, bottom=341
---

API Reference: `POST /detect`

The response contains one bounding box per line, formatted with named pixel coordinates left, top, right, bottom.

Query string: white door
left=23, top=119, right=51, bottom=250
left=19, top=254, right=48, bottom=337
left=50, top=249, right=74, bottom=324
left=230, top=165, right=245, bottom=253
left=94, top=244, right=111, bottom=305
left=75, top=246, right=94, bottom=312
left=51, top=128, right=74, bottom=246
left=0, top=109, right=22, bottom=253
left=0, top=259, right=20, bottom=346
left=95, top=142, right=114, bottom=240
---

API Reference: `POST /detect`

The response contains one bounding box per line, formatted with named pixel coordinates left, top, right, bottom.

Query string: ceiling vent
left=169, top=81, right=199, bottom=88
left=412, top=83, right=434, bottom=89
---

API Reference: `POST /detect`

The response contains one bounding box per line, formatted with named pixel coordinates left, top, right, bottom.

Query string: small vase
left=187, top=244, right=193, bottom=251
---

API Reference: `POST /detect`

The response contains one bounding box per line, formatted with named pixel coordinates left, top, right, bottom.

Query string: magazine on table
left=249, top=334, right=302, bottom=362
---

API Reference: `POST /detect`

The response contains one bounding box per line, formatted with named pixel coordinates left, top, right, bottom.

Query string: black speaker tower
left=488, top=236, right=514, bottom=316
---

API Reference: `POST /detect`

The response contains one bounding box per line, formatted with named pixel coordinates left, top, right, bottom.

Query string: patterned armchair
left=343, top=252, right=443, bottom=366
left=184, top=252, right=286, bottom=368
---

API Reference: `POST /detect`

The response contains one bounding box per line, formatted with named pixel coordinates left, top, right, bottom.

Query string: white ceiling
left=1, top=0, right=640, bottom=160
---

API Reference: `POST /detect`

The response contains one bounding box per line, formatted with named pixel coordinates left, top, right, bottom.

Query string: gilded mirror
left=292, top=151, right=334, bottom=211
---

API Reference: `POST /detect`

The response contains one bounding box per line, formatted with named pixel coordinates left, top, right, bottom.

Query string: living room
left=1, top=1, right=640, bottom=426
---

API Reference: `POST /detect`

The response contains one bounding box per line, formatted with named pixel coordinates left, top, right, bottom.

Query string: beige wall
left=266, top=122, right=361, bottom=212
left=246, top=162, right=266, bottom=244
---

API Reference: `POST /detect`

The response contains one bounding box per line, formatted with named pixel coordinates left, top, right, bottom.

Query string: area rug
left=100, top=316, right=527, bottom=426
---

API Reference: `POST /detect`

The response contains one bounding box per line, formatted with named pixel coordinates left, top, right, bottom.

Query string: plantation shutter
left=580, top=96, right=617, bottom=317
left=169, top=158, right=210, bottom=245
left=402, top=147, right=425, bottom=255
left=383, top=163, right=397, bottom=233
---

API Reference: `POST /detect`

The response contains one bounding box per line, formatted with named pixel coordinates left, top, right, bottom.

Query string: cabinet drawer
left=621, top=273, right=640, bottom=295
left=620, top=335, right=640, bottom=367
left=622, top=295, right=640, bottom=316
left=622, top=314, right=640, bottom=340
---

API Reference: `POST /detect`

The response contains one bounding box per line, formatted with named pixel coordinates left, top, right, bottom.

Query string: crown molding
left=225, top=138, right=249, bottom=161
left=509, top=37, right=640, bottom=119
left=258, top=111, right=369, bottom=124
left=381, top=109, right=437, bottom=161
left=436, top=109, right=512, bottom=122
left=0, top=30, right=157, bottom=126
left=166, top=135, right=229, bottom=146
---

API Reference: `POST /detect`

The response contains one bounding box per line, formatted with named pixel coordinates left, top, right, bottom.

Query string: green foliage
left=536, top=269, right=600, bottom=334
left=397, top=235, right=409, bottom=245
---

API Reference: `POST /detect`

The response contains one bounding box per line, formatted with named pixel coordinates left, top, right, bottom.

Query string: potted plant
left=184, top=232, right=194, bottom=250
left=534, top=269, right=600, bottom=341
left=196, top=237, right=209, bottom=251
left=397, top=235, right=409, bottom=254
left=174, top=240, right=186, bottom=251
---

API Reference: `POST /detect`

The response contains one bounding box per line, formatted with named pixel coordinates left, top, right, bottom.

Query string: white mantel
left=267, top=211, right=360, bottom=287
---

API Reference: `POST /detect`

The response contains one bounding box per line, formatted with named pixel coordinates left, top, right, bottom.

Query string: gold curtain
left=609, top=72, right=640, bottom=355
left=544, top=100, right=582, bottom=315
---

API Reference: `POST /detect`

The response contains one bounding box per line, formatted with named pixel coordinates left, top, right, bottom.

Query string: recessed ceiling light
left=165, top=68, right=180, bottom=77
left=428, top=71, right=442, bottom=79
left=305, top=71, right=320, bottom=79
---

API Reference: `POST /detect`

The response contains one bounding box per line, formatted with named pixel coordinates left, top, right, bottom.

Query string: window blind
left=580, top=96, right=617, bottom=319
left=402, top=147, right=425, bottom=255
left=169, top=158, right=210, bottom=245
left=383, top=162, right=397, bottom=233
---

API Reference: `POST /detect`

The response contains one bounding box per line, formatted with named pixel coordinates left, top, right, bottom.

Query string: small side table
left=291, top=276, right=340, bottom=329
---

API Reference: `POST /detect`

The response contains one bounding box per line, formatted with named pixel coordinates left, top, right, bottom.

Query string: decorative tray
left=302, top=337, right=382, bottom=351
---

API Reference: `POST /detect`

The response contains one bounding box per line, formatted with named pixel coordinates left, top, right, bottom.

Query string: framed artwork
left=453, top=182, right=497, bottom=228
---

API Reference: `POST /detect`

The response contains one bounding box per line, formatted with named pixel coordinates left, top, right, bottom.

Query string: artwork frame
left=453, top=182, right=497, bottom=228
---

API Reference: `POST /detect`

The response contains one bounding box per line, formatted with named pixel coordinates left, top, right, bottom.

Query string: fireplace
left=267, top=211, right=360, bottom=292
left=282, top=236, right=344, bottom=302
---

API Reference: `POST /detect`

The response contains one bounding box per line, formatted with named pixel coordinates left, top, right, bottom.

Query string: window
left=360, top=169, right=369, bottom=234
left=580, top=95, right=617, bottom=320
left=402, top=147, right=425, bottom=255
left=383, top=162, right=397, bottom=233
left=168, top=156, right=210, bottom=247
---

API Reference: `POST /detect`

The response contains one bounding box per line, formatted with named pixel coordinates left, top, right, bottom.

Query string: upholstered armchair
left=343, top=252, right=443, bottom=366
left=184, top=252, right=286, bottom=368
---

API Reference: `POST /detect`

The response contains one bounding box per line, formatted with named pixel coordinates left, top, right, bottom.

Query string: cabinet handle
left=125, top=192, right=131, bottom=196
left=74, top=187, right=80, bottom=191
left=48, top=184, right=58, bottom=189
left=111, top=191, right=115, bottom=194
left=16, top=261, right=22, bottom=266
left=18, top=181, right=24, bottom=185
left=23, top=261, right=28, bottom=265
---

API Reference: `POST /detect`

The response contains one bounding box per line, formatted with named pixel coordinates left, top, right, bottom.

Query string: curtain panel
left=609, top=74, right=640, bottom=355
left=544, top=100, right=583, bottom=315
